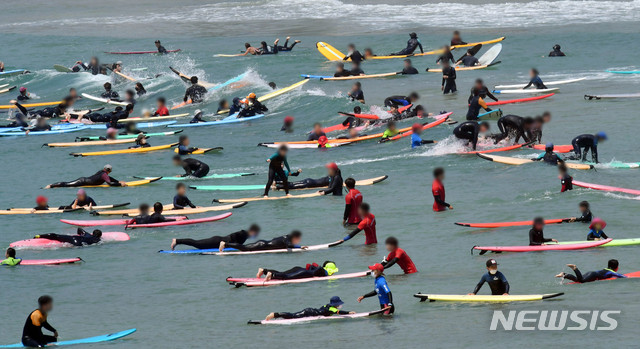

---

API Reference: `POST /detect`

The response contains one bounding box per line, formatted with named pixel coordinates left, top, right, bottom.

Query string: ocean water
left=1, top=0, right=640, bottom=347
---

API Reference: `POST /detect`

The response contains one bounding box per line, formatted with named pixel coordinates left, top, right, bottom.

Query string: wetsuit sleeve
left=601, top=231, right=609, bottom=239
left=321, top=176, right=339, bottom=195
left=41, top=320, right=56, bottom=333
left=182, top=163, right=192, bottom=176
left=15, top=102, right=29, bottom=117
left=343, top=227, right=362, bottom=241
left=89, top=197, right=97, bottom=206
left=529, top=229, right=542, bottom=245
left=604, top=271, right=627, bottom=279
left=362, top=290, right=377, bottom=298
left=523, top=79, right=534, bottom=89
left=418, top=40, right=424, bottom=54
left=485, top=90, right=498, bottom=101
left=534, top=153, right=544, bottom=161
left=173, top=195, right=185, bottom=209
left=383, top=258, right=399, bottom=269
left=186, top=197, right=196, bottom=208
left=472, top=277, right=486, bottom=294
left=499, top=273, right=510, bottom=293
left=433, top=195, right=450, bottom=208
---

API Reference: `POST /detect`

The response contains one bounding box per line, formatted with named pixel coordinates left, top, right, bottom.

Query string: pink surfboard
left=61, top=217, right=187, bottom=227
left=125, top=213, right=232, bottom=228
left=17, top=258, right=83, bottom=265
left=573, top=180, right=640, bottom=196
left=10, top=232, right=130, bottom=249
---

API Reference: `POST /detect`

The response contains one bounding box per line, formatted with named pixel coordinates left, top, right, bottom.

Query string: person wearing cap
left=173, top=156, right=210, bottom=178
left=32, top=196, right=50, bottom=211
left=586, top=218, right=608, bottom=240
left=68, top=189, right=96, bottom=210
left=153, top=97, right=169, bottom=116
left=257, top=261, right=339, bottom=281
left=569, top=132, right=607, bottom=163
left=529, top=217, right=558, bottom=245
left=187, top=109, right=205, bottom=124
left=390, top=32, right=423, bottom=56
left=333, top=62, right=352, bottom=77
left=549, top=44, right=565, bottom=57
left=45, top=164, right=127, bottom=188
left=239, top=42, right=260, bottom=56
left=35, top=228, right=103, bottom=246
left=220, top=230, right=306, bottom=252
left=534, top=142, right=564, bottom=165
left=466, top=88, right=491, bottom=120
left=128, top=134, right=150, bottom=149
left=307, top=123, right=327, bottom=141
left=358, top=263, right=393, bottom=314
left=343, top=44, right=365, bottom=64
left=1, top=248, right=22, bottom=266
left=101, top=82, right=119, bottom=100
left=343, top=178, right=363, bottom=225
left=347, top=82, right=365, bottom=103
left=440, top=59, right=457, bottom=94
left=171, top=224, right=260, bottom=250
left=227, top=97, right=243, bottom=115
left=523, top=68, right=547, bottom=89
left=281, top=116, right=294, bottom=132
left=469, top=259, right=510, bottom=296
left=341, top=203, right=377, bottom=244
left=410, top=123, right=435, bottom=148
left=17, top=87, right=31, bottom=101
left=556, top=259, right=626, bottom=283
left=469, top=78, right=498, bottom=103
left=183, top=76, right=207, bottom=104
left=317, top=162, right=343, bottom=195
left=381, top=237, right=417, bottom=274
left=558, top=163, right=573, bottom=193
left=400, top=58, right=419, bottom=74
left=569, top=201, right=592, bottom=223
left=453, top=120, right=489, bottom=150
left=176, top=135, right=199, bottom=155
left=450, top=30, right=467, bottom=46
left=238, top=92, right=267, bottom=118
left=264, top=296, right=355, bottom=321
left=432, top=167, right=452, bottom=212
left=457, top=49, right=479, bottom=67
left=264, top=145, right=291, bottom=197
left=155, top=40, right=167, bottom=54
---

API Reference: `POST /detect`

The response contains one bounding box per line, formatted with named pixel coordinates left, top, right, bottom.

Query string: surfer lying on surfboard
left=264, top=296, right=355, bottom=321
left=556, top=259, right=626, bottom=283
left=171, top=224, right=260, bottom=250
left=128, top=202, right=176, bottom=225
left=173, top=156, right=210, bottom=178
left=468, top=259, right=509, bottom=295
left=453, top=121, right=489, bottom=150
left=220, top=230, right=306, bottom=252
left=275, top=37, right=301, bottom=52
left=35, top=228, right=103, bottom=247
left=257, top=261, right=339, bottom=281
left=45, top=164, right=128, bottom=188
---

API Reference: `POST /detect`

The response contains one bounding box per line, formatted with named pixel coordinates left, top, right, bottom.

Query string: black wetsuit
left=473, top=271, right=510, bottom=295
left=132, top=212, right=176, bottom=225
left=101, top=90, right=119, bottom=99
left=79, top=62, right=100, bottom=75
left=49, top=170, right=121, bottom=188
left=39, top=229, right=101, bottom=246
left=258, top=44, right=278, bottom=55
left=273, top=305, right=348, bottom=319
left=184, top=84, right=207, bottom=103
left=21, top=310, right=57, bottom=347
left=524, top=76, right=547, bottom=89
left=321, top=171, right=344, bottom=196
left=175, top=230, right=251, bottom=250
left=157, top=45, right=168, bottom=54
left=460, top=55, right=479, bottom=67
left=466, top=95, right=488, bottom=121
left=350, top=68, right=365, bottom=76
left=549, top=49, right=566, bottom=57
left=59, top=196, right=97, bottom=210
left=441, top=67, right=457, bottom=94
left=17, top=94, right=30, bottom=101
left=179, top=158, right=210, bottom=178
left=401, top=66, right=419, bottom=75
left=536, top=151, right=563, bottom=165
left=107, top=110, right=130, bottom=129
left=563, top=268, right=625, bottom=283
left=279, top=172, right=343, bottom=195
left=264, top=153, right=290, bottom=196
left=496, top=114, right=529, bottom=143
left=436, top=52, right=455, bottom=64
left=3, top=113, right=29, bottom=127
left=16, top=102, right=63, bottom=119
left=334, top=70, right=352, bottom=77
left=576, top=210, right=592, bottom=223
left=453, top=121, right=481, bottom=150
left=343, top=50, right=364, bottom=64
left=391, top=38, right=423, bottom=56
left=529, top=228, right=552, bottom=245
left=225, top=234, right=298, bottom=251
left=261, top=263, right=328, bottom=280
left=173, top=194, right=196, bottom=209
left=571, top=134, right=599, bottom=163
left=238, top=101, right=267, bottom=117
left=384, top=95, right=412, bottom=108
left=349, top=89, right=365, bottom=101
left=561, top=173, right=573, bottom=192
left=307, top=131, right=327, bottom=141
left=469, top=86, right=498, bottom=102
left=276, top=38, right=298, bottom=52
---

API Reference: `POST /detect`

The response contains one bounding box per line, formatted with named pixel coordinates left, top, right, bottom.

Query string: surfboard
left=492, top=88, right=560, bottom=94
left=216, top=80, right=309, bottom=114
left=81, top=93, right=129, bottom=106
left=495, top=77, right=586, bottom=89
left=455, top=43, right=482, bottom=62
left=486, top=93, right=555, bottom=106
left=0, top=328, right=136, bottom=348
left=53, top=64, right=72, bottom=72
left=476, top=109, right=503, bottom=120
left=478, top=43, right=502, bottom=66
left=192, top=175, right=388, bottom=191
left=584, top=93, right=640, bottom=100
left=477, top=153, right=594, bottom=170
left=414, top=293, right=563, bottom=302
left=473, top=239, right=611, bottom=253
left=308, top=72, right=399, bottom=81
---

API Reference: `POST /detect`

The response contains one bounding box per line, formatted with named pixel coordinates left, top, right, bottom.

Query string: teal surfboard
left=0, top=328, right=136, bottom=348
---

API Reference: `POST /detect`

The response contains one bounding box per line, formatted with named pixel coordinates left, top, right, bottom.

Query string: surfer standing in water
left=263, top=145, right=291, bottom=197
left=469, top=259, right=509, bottom=295
left=450, top=31, right=467, bottom=45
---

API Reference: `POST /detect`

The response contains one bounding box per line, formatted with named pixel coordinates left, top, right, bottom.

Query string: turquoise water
left=2, top=0, right=640, bottom=347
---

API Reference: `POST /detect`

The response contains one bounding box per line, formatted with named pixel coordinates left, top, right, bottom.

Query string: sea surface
left=1, top=0, right=640, bottom=347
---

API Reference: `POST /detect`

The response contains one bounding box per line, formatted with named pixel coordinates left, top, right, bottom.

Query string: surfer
left=35, top=228, right=103, bottom=246
left=29, top=117, right=52, bottom=132
left=529, top=217, right=558, bottom=245
left=75, top=56, right=100, bottom=75
left=1, top=247, right=21, bottom=266
left=400, top=59, right=419, bottom=74
left=128, top=134, right=150, bottom=149
left=347, top=82, right=365, bottom=103
left=469, top=78, right=498, bottom=102
left=308, top=123, right=327, bottom=141
left=238, top=93, right=268, bottom=117
left=341, top=203, right=377, bottom=244
left=333, top=62, right=352, bottom=77
left=468, top=259, right=509, bottom=295
left=586, top=218, right=608, bottom=240
left=172, top=183, right=196, bottom=209
left=20, top=296, right=58, bottom=347
left=45, top=164, right=127, bottom=188
left=558, top=163, right=573, bottom=192
left=110, top=61, right=125, bottom=84
left=384, top=92, right=419, bottom=109
left=466, top=91, right=491, bottom=120
left=569, top=132, right=607, bottom=163
left=64, top=189, right=96, bottom=210
left=350, top=61, right=365, bottom=76
left=258, top=39, right=279, bottom=55
left=171, top=224, right=261, bottom=250
left=173, top=156, right=210, bottom=178
left=453, top=121, right=489, bottom=150
left=155, top=40, right=167, bottom=54
left=556, top=259, right=626, bottom=283
left=263, top=145, right=291, bottom=197
left=432, top=167, right=452, bottom=211
left=123, top=89, right=136, bottom=105
left=343, top=44, right=365, bottom=64
left=390, top=32, right=423, bottom=56
left=379, top=121, right=399, bottom=142
left=343, top=178, right=363, bottom=225
left=153, top=97, right=169, bottom=116
left=17, top=87, right=31, bottom=101
left=183, top=76, right=207, bottom=104
left=264, top=296, right=355, bottom=321
left=107, top=104, right=134, bottom=129
left=101, top=82, right=119, bottom=100
left=523, top=68, right=547, bottom=89
left=494, top=114, right=531, bottom=143
left=275, top=36, right=301, bottom=51
left=381, top=237, right=417, bottom=274
left=275, top=162, right=342, bottom=195
left=441, top=60, right=457, bottom=94
left=13, top=98, right=70, bottom=119
left=450, top=31, right=467, bottom=46
left=569, top=201, right=592, bottom=223
left=129, top=202, right=176, bottom=225
left=364, top=48, right=376, bottom=59
left=548, top=44, right=565, bottom=57
left=240, top=43, right=260, bottom=56
left=411, top=123, right=434, bottom=148
left=357, top=263, right=394, bottom=314
left=258, top=261, right=339, bottom=281
left=135, top=82, right=146, bottom=96
left=177, top=135, right=199, bottom=155
left=220, top=230, right=305, bottom=252
left=533, top=142, right=564, bottom=165
left=228, top=97, right=243, bottom=115
left=457, top=49, right=479, bottom=67
left=190, top=110, right=206, bottom=124
left=32, top=196, right=49, bottom=211
left=436, top=46, right=455, bottom=65
left=280, top=115, right=294, bottom=132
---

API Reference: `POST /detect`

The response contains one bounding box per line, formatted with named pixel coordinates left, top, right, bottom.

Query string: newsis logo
left=490, top=310, right=621, bottom=331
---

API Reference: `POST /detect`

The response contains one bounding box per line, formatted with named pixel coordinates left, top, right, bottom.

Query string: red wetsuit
left=344, top=188, right=363, bottom=224
left=386, top=247, right=417, bottom=274
left=432, top=179, right=448, bottom=212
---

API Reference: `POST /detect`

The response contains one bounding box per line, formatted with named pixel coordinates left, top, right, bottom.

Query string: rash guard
left=473, top=271, right=510, bottom=295
left=383, top=247, right=417, bottom=274
left=344, top=188, right=363, bottom=224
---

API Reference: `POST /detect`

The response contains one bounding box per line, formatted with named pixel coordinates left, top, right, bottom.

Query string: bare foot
left=295, top=40, right=301, bottom=43
left=274, top=39, right=280, bottom=45
left=265, top=312, right=275, bottom=321
left=256, top=268, right=264, bottom=278
left=44, top=185, right=51, bottom=189
left=555, top=272, right=565, bottom=278
left=286, top=36, right=291, bottom=40
left=286, top=193, right=292, bottom=197
left=566, top=264, right=577, bottom=270
left=219, top=241, right=226, bottom=252
left=263, top=195, right=269, bottom=198
left=170, top=239, right=177, bottom=250
left=265, top=272, right=273, bottom=281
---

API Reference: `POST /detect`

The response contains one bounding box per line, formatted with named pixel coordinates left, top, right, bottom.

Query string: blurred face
left=385, top=243, right=395, bottom=252
left=529, top=69, right=536, bottom=78
left=487, top=265, right=498, bottom=274
left=480, top=125, right=489, bottom=133
left=183, top=138, right=190, bottom=146
left=42, top=302, right=53, bottom=313
left=373, top=269, right=383, bottom=277
left=404, top=61, right=410, bottom=68
left=177, top=186, right=186, bottom=195
left=358, top=207, right=366, bottom=217
left=291, top=236, right=301, bottom=245
left=327, top=168, right=335, bottom=176
left=579, top=206, right=587, bottom=213
left=313, top=125, right=322, bottom=133
left=534, top=222, right=544, bottom=230
left=77, top=192, right=85, bottom=200
left=279, top=148, right=287, bottom=156
left=594, top=223, right=603, bottom=230
left=543, top=114, right=551, bottom=123
left=349, top=129, right=358, bottom=138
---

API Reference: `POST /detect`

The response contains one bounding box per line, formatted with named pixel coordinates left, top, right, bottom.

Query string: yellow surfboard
left=95, top=202, right=246, bottom=216
left=71, top=143, right=178, bottom=157
left=216, top=79, right=309, bottom=114
left=0, top=101, right=62, bottom=109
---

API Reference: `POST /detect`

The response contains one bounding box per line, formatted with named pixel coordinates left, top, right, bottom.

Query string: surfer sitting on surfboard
left=523, top=68, right=547, bottom=89
left=35, top=228, right=103, bottom=247
left=556, top=259, right=626, bottom=283
left=1, top=248, right=21, bottom=266
left=183, top=76, right=207, bottom=104
left=173, top=156, right=210, bottom=178
left=220, top=230, right=306, bottom=252
left=128, top=134, right=150, bottom=149
left=529, top=217, right=558, bottom=245
left=586, top=217, right=609, bottom=240
left=334, top=62, right=352, bottom=77
left=170, top=224, right=261, bottom=250
left=457, top=49, right=479, bottom=67
left=257, top=261, right=339, bottom=281
left=390, top=32, right=423, bottom=56
left=21, top=296, right=58, bottom=347
left=450, top=30, right=467, bottom=46
left=238, top=93, right=267, bottom=118
left=264, top=296, right=355, bottom=321
left=176, top=135, right=199, bottom=155
left=275, top=36, right=301, bottom=52
left=468, top=259, right=509, bottom=296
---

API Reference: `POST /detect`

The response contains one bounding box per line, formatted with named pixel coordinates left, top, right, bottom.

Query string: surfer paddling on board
left=469, top=78, right=498, bottom=102
left=183, top=76, right=207, bottom=104
left=35, top=228, right=103, bottom=246
left=466, top=90, right=491, bottom=120
left=74, top=56, right=101, bottom=74
left=60, top=189, right=97, bottom=210
left=263, top=145, right=291, bottom=197
left=468, top=259, right=509, bottom=296
left=410, top=123, right=435, bottom=148
left=343, top=44, right=365, bottom=64
left=171, top=224, right=261, bottom=250
left=257, top=39, right=279, bottom=55
left=432, top=167, right=452, bottom=211
left=358, top=263, right=394, bottom=314
left=436, top=46, right=455, bottom=65
left=45, top=164, right=128, bottom=188
left=20, top=296, right=58, bottom=347
left=384, top=92, right=419, bottom=109
left=340, top=203, right=377, bottom=244
left=381, top=237, right=417, bottom=274
left=556, top=259, right=626, bottom=283
left=453, top=120, right=489, bottom=150
left=173, top=156, right=210, bottom=178
left=568, top=132, right=607, bottom=163
left=450, top=31, right=467, bottom=45
left=128, top=202, right=176, bottom=225
left=264, top=296, right=355, bottom=321
left=523, top=68, right=547, bottom=89
left=275, top=36, right=301, bottom=52
left=154, top=40, right=167, bottom=54
left=390, top=32, right=423, bottom=56
left=529, top=217, right=558, bottom=245
left=257, top=261, right=339, bottom=281
left=549, top=44, right=565, bottom=57
left=350, top=61, right=365, bottom=76
left=220, top=230, right=306, bottom=252
left=240, top=42, right=260, bottom=56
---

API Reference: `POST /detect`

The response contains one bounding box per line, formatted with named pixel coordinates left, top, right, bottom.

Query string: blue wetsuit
left=563, top=268, right=626, bottom=283
left=363, top=275, right=394, bottom=313
left=535, top=151, right=563, bottom=165
left=586, top=229, right=608, bottom=240
left=411, top=133, right=433, bottom=148
left=524, top=76, right=547, bottom=89
left=473, top=271, right=510, bottom=295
